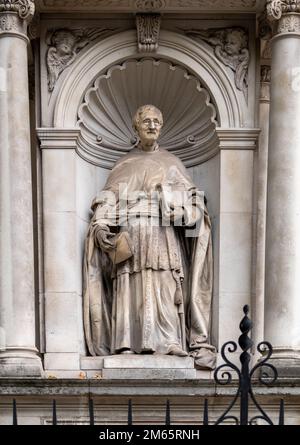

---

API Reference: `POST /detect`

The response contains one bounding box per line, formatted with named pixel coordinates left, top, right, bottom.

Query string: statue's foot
left=120, top=349, right=135, bottom=354
left=167, top=345, right=188, bottom=357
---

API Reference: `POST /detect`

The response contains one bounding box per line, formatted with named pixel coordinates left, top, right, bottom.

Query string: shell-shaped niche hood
left=77, top=58, right=219, bottom=168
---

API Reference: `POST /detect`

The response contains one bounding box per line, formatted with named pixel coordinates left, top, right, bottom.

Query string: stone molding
left=36, top=0, right=262, bottom=13
left=37, top=128, right=80, bottom=150
left=216, top=128, right=260, bottom=151
left=136, top=0, right=165, bottom=10
left=136, top=13, right=160, bottom=52
left=37, top=128, right=259, bottom=172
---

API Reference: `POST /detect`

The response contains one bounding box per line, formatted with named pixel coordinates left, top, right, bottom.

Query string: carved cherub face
left=52, top=31, right=76, bottom=56
left=133, top=105, right=163, bottom=146
left=224, top=30, right=244, bottom=56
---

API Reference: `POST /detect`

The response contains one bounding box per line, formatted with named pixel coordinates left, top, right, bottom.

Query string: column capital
left=0, top=1, right=35, bottom=37
left=0, top=0, right=34, bottom=20
left=267, top=1, right=300, bottom=20
left=266, top=1, right=300, bottom=34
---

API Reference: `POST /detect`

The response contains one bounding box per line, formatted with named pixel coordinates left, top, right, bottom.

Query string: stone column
left=252, top=65, right=271, bottom=360
left=0, top=1, right=43, bottom=376
left=265, top=1, right=300, bottom=372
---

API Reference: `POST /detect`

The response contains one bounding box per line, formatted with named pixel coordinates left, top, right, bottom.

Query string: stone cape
left=83, top=146, right=216, bottom=369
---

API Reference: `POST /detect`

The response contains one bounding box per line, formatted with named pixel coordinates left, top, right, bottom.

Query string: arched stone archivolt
left=52, top=29, right=245, bottom=131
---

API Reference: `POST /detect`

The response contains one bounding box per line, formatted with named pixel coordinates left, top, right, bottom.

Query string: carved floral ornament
left=0, top=0, right=35, bottom=21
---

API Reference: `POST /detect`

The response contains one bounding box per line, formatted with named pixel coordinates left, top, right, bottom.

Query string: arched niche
left=52, top=29, right=244, bottom=130
left=77, top=57, right=219, bottom=168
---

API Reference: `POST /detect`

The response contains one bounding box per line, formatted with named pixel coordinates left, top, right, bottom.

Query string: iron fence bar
left=211, top=305, right=284, bottom=425
left=203, top=399, right=209, bottom=425
left=165, top=399, right=170, bottom=425
left=12, top=399, right=17, bottom=426
left=52, top=400, right=57, bottom=425
left=239, top=307, right=253, bottom=425
left=89, top=397, right=94, bottom=425
left=127, top=399, right=132, bottom=426
left=279, top=399, right=284, bottom=425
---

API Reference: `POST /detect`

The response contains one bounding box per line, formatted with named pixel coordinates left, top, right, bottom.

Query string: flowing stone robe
left=83, top=146, right=216, bottom=369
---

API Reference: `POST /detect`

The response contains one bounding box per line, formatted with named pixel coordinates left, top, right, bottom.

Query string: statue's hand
left=95, top=226, right=116, bottom=252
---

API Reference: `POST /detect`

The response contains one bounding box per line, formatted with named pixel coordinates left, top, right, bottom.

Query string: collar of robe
left=138, top=142, right=159, bottom=153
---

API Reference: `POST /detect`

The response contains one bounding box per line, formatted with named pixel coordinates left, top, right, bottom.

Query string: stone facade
left=1, top=0, right=300, bottom=425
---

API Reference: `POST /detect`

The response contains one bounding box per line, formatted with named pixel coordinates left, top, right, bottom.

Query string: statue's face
left=54, top=33, right=75, bottom=55
left=224, top=32, right=242, bottom=56
left=137, top=110, right=162, bottom=145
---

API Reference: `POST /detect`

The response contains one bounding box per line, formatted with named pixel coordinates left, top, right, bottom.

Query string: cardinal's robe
left=83, top=146, right=216, bottom=369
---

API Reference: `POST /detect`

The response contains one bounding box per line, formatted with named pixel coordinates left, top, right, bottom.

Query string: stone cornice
left=1, top=377, right=300, bottom=397
left=217, top=128, right=260, bottom=151
left=0, top=0, right=35, bottom=21
left=35, top=0, right=264, bottom=14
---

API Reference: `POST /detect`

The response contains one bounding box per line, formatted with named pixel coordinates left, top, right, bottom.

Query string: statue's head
left=51, top=29, right=77, bottom=55
left=224, top=28, right=247, bottom=56
left=133, top=105, right=163, bottom=146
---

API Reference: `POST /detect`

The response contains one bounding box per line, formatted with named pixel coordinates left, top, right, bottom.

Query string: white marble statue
left=83, top=105, right=216, bottom=369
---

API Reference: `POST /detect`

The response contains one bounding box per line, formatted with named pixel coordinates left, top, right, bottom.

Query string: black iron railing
left=10, top=306, right=284, bottom=425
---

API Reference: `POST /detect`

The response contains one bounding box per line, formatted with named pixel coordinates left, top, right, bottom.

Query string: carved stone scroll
left=136, top=13, right=160, bottom=52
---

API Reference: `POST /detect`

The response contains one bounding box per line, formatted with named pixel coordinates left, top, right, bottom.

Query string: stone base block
left=81, top=354, right=196, bottom=379
left=262, top=359, right=300, bottom=378
left=103, top=354, right=195, bottom=369
left=80, top=356, right=105, bottom=370
left=44, top=353, right=80, bottom=370
left=0, top=349, right=43, bottom=378
left=102, top=368, right=197, bottom=379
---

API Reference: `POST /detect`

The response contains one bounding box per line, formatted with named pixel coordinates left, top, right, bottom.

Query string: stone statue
left=83, top=105, right=216, bottom=370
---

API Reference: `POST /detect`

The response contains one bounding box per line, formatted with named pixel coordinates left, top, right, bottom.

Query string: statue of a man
left=83, top=105, right=216, bottom=369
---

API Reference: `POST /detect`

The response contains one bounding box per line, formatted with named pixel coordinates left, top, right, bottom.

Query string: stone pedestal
left=265, top=2, right=300, bottom=372
left=81, top=355, right=197, bottom=379
left=0, top=1, right=43, bottom=376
